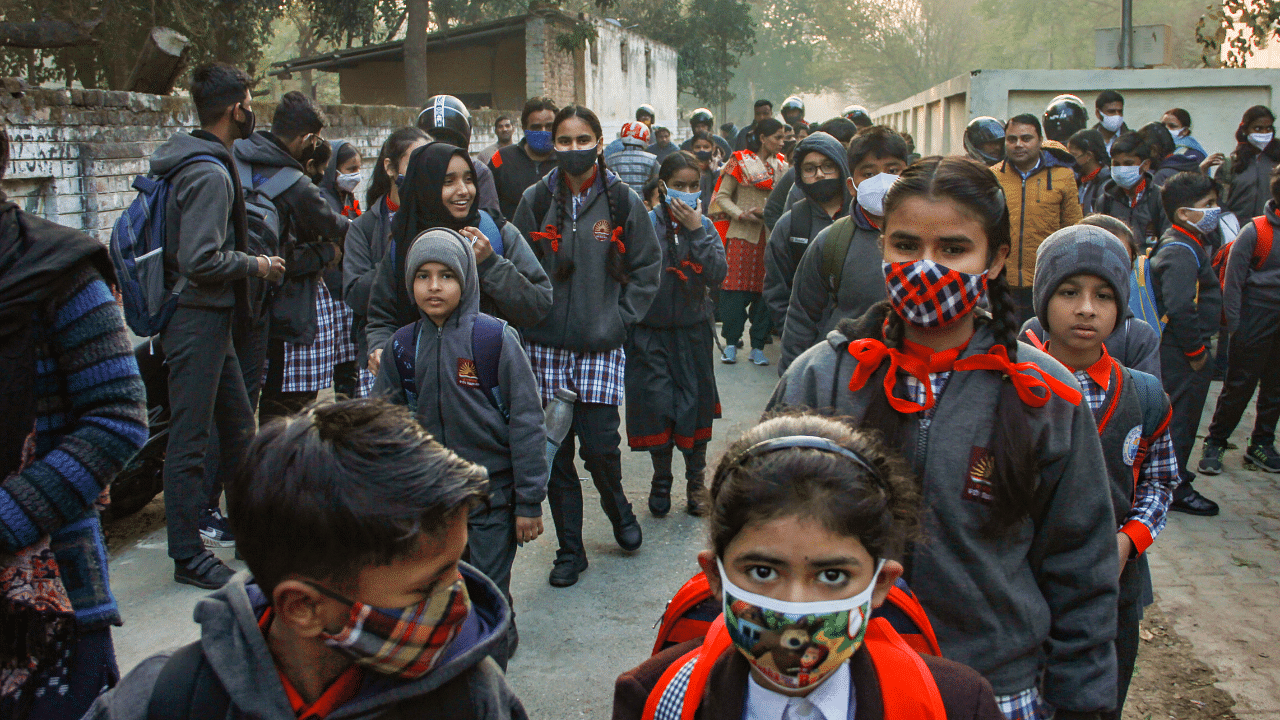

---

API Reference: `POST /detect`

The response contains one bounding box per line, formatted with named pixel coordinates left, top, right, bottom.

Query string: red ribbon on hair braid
left=610, top=225, right=627, bottom=254
left=531, top=225, right=562, bottom=253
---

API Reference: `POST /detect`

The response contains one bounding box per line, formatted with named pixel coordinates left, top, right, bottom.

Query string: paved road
left=106, top=340, right=1280, bottom=719
left=109, top=335, right=785, bottom=719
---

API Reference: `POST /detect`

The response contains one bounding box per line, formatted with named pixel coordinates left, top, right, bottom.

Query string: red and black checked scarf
left=882, top=259, right=987, bottom=329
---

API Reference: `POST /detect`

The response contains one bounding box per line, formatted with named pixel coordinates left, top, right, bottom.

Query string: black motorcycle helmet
left=636, top=103, right=657, bottom=123
left=690, top=108, right=714, bottom=131
left=417, top=95, right=472, bottom=150
left=1042, top=95, right=1088, bottom=144
left=964, top=116, right=1006, bottom=166
left=781, top=96, right=805, bottom=118
left=842, top=104, right=871, bottom=128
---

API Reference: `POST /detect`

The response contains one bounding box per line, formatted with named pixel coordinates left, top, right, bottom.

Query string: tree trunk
left=125, top=27, right=190, bottom=95
left=0, top=17, right=102, bottom=49
left=405, top=0, right=430, bottom=108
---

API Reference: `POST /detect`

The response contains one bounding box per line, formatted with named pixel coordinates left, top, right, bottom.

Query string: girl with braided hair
left=511, top=105, right=662, bottom=588
left=625, top=151, right=727, bottom=518
left=769, top=156, right=1120, bottom=720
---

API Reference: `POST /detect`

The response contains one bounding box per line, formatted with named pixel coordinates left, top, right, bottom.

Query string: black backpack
left=391, top=314, right=509, bottom=421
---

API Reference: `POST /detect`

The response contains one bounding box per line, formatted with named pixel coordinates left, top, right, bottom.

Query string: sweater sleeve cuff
left=1121, top=520, right=1154, bottom=556
left=477, top=253, right=499, bottom=273
left=1184, top=345, right=1206, bottom=358
left=514, top=502, right=542, bottom=518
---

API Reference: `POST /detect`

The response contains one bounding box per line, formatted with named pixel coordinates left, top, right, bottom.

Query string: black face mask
left=235, top=105, right=256, bottom=140
left=803, top=177, right=844, bottom=203
left=694, top=150, right=713, bottom=162
left=557, top=148, right=599, bottom=177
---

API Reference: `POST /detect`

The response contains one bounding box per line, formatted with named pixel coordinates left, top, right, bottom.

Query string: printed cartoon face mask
left=308, top=578, right=471, bottom=679
left=719, top=558, right=885, bottom=691
left=883, top=259, right=989, bottom=329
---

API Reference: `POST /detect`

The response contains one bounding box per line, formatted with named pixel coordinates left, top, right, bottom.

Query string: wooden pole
left=125, top=27, right=190, bottom=96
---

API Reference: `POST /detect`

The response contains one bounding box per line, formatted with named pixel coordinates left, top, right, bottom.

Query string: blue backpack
left=391, top=314, right=509, bottom=421
left=109, top=154, right=228, bottom=336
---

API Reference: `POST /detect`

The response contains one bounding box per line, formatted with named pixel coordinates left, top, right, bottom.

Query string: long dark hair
left=367, top=127, right=429, bottom=208
left=1233, top=105, right=1278, bottom=171
left=852, top=156, right=1037, bottom=533
left=540, top=105, right=627, bottom=284
left=709, top=414, right=920, bottom=562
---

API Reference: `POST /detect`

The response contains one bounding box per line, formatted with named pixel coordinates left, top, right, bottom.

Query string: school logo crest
left=1123, top=425, right=1142, bottom=466
left=962, top=447, right=995, bottom=505
left=457, top=358, right=480, bottom=388
left=593, top=219, right=613, bottom=243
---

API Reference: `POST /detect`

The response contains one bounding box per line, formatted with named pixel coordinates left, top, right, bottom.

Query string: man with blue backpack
left=148, top=64, right=284, bottom=589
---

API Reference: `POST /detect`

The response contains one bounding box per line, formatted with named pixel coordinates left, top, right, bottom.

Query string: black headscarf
left=387, top=141, right=480, bottom=318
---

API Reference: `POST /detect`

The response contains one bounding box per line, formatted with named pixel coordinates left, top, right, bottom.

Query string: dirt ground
left=101, top=504, right=1241, bottom=719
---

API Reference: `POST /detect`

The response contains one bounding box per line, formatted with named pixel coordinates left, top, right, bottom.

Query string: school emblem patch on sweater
left=593, top=219, right=613, bottom=242
left=457, top=358, right=480, bottom=388
left=963, top=447, right=995, bottom=505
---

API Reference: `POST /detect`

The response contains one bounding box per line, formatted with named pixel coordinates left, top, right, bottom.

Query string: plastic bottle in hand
left=544, top=387, right=577, bottom=471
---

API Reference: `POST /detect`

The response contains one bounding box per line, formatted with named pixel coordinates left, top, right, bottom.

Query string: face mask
left=1173, top=133, right=1193, bottom=147
left=855, top=173, right=899, bottom=217
left=336, top=172, right=362, bottom=193
left=719, top=558, right=885, bottom=691
left=1111, top=165, right=1143, bottom=190
left=557, top=147, right=599, bottom=177
left=1249, top=132, right=1274, bottom=150
left=883, top=259, right=989, bottom=329
left=525, top=130, right=554, bottom=154
left=803, top=177, right=844, bottom=203
left=694, top=150, right=713, bottom=162
left=664, top=187, right=702, bottom=211
left=1183, top=205, right=1223, bottom=234
left=236, top=105, right=256, bottom=140
left=1100, top=114, right=1124, bottom=133
left=310, top=578, right=472, bottom=679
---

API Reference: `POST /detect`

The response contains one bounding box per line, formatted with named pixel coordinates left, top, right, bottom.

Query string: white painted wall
left=873, top=68, right=1280, bottom=159
left=582, top=21, right=679, bottom=142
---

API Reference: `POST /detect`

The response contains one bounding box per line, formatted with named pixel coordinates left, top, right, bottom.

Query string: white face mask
left=1111, top=164, right=1143, bottom=190
left=854, top=172, right=899, bottom=217
left=336, top=171, right=362, bottom=193
left=1249, top=132, right=1274, bottom=150
left=1100, top=114, right=1125, bottom=133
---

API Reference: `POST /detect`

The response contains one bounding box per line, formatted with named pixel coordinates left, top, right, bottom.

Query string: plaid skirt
left=523, top=341, right=625, bottom=406
left=332, top=292, right=358, bottom=366
left=280, top=281, right=337, bottom=393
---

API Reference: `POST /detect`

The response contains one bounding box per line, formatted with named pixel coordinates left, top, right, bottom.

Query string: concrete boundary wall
left=0, top=86, right=513, bottom=242
left=874, top=68, right=1280, bottom=158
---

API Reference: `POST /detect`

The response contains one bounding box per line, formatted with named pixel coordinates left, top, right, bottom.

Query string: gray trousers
left=160, top=306, right=256, bottom=560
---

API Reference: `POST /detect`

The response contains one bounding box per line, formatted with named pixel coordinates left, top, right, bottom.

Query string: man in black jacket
left=233, top=91, right=350, bottom=421
left=154, top=64, right=285, bottom=589
left=489, top=96, right=559, bottom=219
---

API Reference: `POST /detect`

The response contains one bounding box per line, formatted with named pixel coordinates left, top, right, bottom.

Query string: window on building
left=620, top=39, right=628, bottom=72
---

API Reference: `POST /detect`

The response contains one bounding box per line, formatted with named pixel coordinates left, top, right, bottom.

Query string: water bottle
left=544, top=387, right=577, bottom=471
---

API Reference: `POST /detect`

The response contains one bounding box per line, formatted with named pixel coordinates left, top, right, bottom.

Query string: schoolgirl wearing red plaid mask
left=771, top=157, right=1120, bottom=720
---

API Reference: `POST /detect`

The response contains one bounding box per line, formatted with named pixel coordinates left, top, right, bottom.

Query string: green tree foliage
left=0, top=0, right=281, bottom=89
left=1197, top=0, right=1280, bottom=68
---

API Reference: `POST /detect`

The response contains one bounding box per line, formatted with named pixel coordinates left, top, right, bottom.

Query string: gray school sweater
left=767, top=311, right=1119, bottom=714
left=1222, top=200, right=1280, bottom=333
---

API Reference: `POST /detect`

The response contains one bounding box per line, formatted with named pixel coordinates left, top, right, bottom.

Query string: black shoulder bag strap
left=146, top=641, right=231, bottom=720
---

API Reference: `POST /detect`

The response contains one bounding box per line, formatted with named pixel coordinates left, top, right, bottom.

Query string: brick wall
left=1, top=86, right=420, bottom=242
left=524, top=16, right=581, bottom=109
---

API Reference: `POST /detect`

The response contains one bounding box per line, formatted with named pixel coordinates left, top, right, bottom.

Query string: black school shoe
left=614, top=517, right=642, bottom=552
left=1170, top=490, right=1220, bottom=517
left=1245, top=443, right=1280, bottom=473
left=549, top=555, right=589, bottom=587
left=175, top=550, right=235, bottom=589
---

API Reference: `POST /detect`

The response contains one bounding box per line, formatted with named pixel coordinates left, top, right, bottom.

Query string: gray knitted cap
left=1032, top=224, right=1132, bottom=333
left=404, top=227, right=478, bottom=313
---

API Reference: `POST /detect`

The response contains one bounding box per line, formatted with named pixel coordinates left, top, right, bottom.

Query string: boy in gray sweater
left=375, top=228, right=547, bottom=662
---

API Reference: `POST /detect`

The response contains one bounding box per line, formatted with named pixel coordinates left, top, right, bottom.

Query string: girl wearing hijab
left=711, top=117, right=788, bottom=366
left=364, top=141, right=552, bottom=376
left=317, top=140, right=363, bottom=398
left=1219, top=105, right=1280, bottom=224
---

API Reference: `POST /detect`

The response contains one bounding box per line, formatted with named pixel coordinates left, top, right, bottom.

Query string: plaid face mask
left=882, top=259, right=988, bottom=329
left=309, top=578, right=472, bottom=679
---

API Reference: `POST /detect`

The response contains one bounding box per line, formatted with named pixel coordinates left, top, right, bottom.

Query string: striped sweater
left=0, top=264, right=147, bottom=628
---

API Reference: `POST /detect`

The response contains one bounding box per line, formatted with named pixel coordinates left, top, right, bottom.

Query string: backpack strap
left=472, top=314, right=508, bottom=421
left=249, top=165, right=305, bottom=200
left=1021, top=328, right=1047, bottom=352
left=1252, top=216, right=1273, bottom=270
left=478, top=210, right=505, bottom=258
left=821, top=216, right=857, bottom=299
left=1160, top=240, right=1203, bottom=269
left=864, top=619, right=948, bottom=720
left=643, top=615, right=734, bottom=720
left=883, top=582, right=942, bottom=657
left=164, top=154, right=229, bottom=181
left=786, top=199, right=816, bottom=266
left=146, top=641, right=231, bottom=720
left=392, top=320, right=420, bottom=405
left=531, top=179, right=556, bottom=230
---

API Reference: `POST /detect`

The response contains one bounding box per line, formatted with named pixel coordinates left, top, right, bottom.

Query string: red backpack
left=1213, top=216, right=1273, bottom=287
left=652, top=571, right=943, bottom=657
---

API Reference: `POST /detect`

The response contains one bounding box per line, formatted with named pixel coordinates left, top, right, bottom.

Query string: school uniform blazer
left=612, top=638, right=1003, bottom=720
left=768, top=310, right=1119, bottom=715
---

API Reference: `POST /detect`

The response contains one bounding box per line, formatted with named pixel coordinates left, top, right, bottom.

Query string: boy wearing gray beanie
left=1026, top=224, right=1177, bottom=720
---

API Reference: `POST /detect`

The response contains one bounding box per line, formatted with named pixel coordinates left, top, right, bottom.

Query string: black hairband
left=732, top=435, right=884, bottom=485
